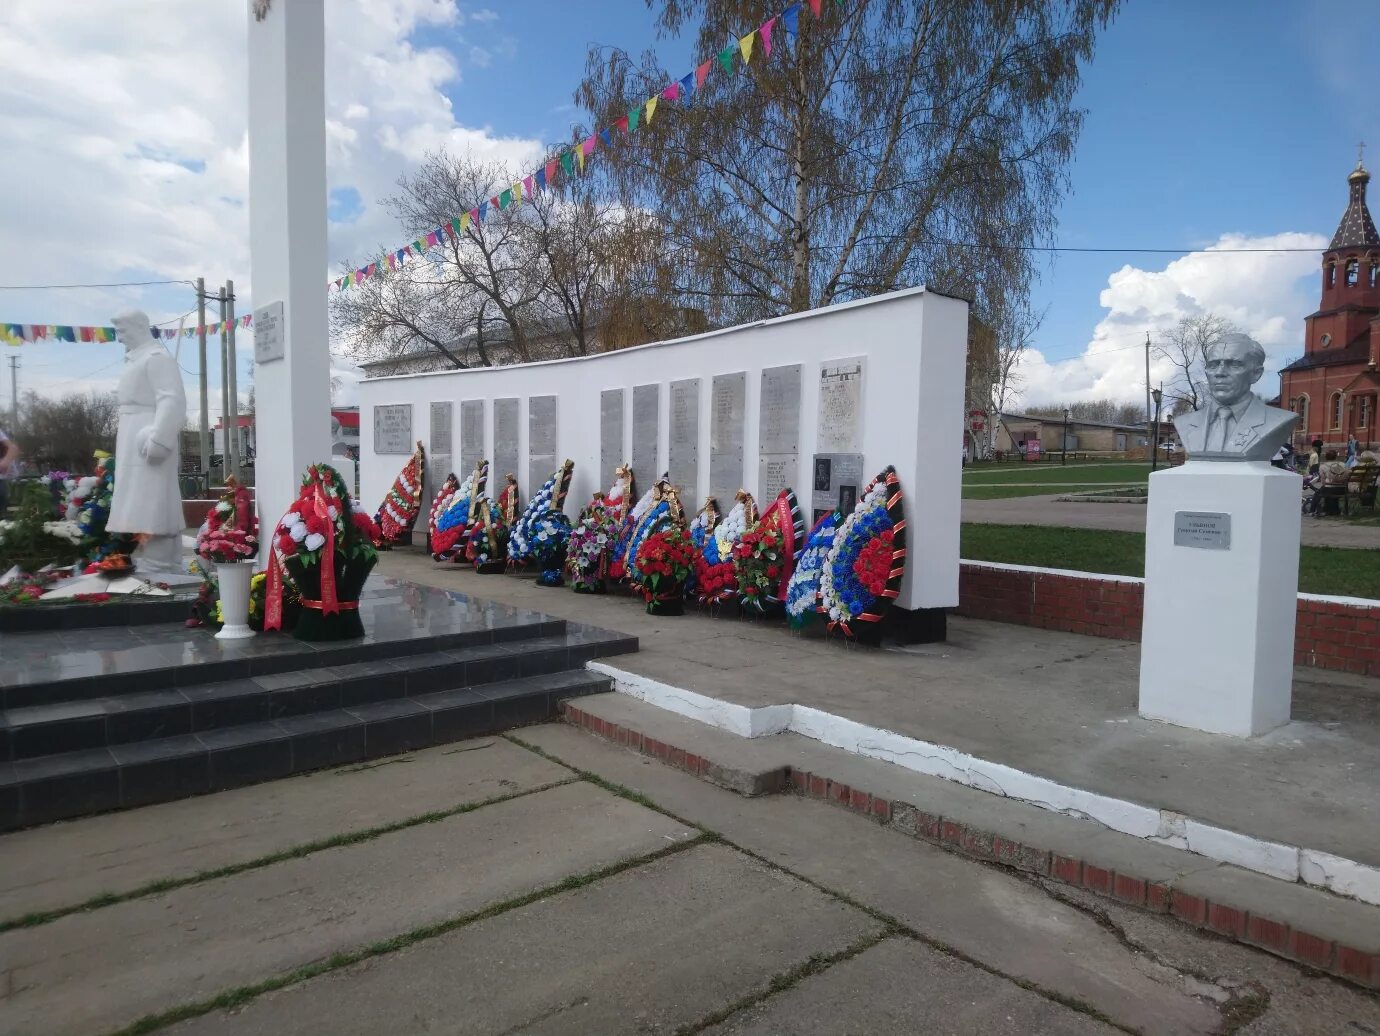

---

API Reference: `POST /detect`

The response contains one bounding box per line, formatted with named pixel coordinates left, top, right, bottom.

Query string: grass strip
left=0, top=777, right=578, bottom=934
left=103, top=832, right=710, bottom=1036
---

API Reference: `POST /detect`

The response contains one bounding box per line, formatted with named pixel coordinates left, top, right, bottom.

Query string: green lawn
left=960, top=523, right=1380, bottom=599
left=963, top=462, right=1153, bottom=486
left=963, top=483, right=1145, bottom=500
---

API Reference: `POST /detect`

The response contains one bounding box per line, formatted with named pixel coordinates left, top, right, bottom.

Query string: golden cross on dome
left=1360, top=141, right=1367, bottom=168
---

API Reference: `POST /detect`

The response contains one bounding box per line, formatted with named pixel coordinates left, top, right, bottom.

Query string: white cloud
left=1015, top=232, right=1327, bottom=407
left=0, top=0, right=542, bottom=403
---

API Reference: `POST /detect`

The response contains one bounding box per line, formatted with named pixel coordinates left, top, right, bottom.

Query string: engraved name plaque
left=710, top=371, right=746, bottom=504
left=817, top=358, right=865, bottom=453
left=460, top=400, right=485, bottom=476
left=811, top=452, right=864, bottom=524
left=632, top=384, right=659, bottom=483
left=758, top=364, right=801, bottom=503
left=1173, top=511, right=1232, bottom=550
left=373, top=404, right=412, bottom=455
left=429, top=401, right=453, bottom=456
left=600, top=389, right=623, bottom=489
left=493, top=398, right=520, bottom=488
left=528, top=395, right=558, bottom=495
left=669, top=378, right=700, bottom=498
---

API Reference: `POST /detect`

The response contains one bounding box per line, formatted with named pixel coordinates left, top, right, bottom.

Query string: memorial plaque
left=429, top=401, right=453, bottom=456
left=252, top=300, right=285, bottom=364
left=632, top=384, right=659, bottom=483
left=810, top=452, right=865, bottom=524
left=1173, top=511, right=1232, bottom=550
left=710, top=371, right=746, bottom=504
left=460, top=399, right=485, bottom=476
left=600, top=389, right=624, bottom=489
left=373, top=404, right=412, bottom=455
left=817, top=357, right=865, bottom=453
left=758, top=364, right=801, bottom=502
left=528, top=394, right=558, bottom=494
left=422, top=453, right=451, bottom=545
left=669, top=378, right=700, bottom=498
left=493, top=397, right=520, bottom=486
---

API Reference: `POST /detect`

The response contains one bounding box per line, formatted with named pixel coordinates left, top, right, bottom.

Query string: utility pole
left=218, top=285, right=232, bottom=482
left=1144, top=331, right=1153, bottom=466
left=196, top=277, right=210, bottom=483
left=226, top=279, right=240, bottom=481
left=8, top=356, right=18, bottom=430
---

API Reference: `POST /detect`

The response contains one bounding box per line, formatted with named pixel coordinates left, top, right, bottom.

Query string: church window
left=1360, top=397, right=1371, bottom=429
left=1345, top=259, right=1359, bottom=286
left=1371, top=264, right=1378, bottom=289
left=1331, top=392, right=1344, bottom=429
left=1295, top=394, right=1309, bottom=431
left=1326, top=263, right=1335, bottom=288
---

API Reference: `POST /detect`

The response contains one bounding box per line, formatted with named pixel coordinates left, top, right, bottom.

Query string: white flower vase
left=214, top=561, right=256, bottom=640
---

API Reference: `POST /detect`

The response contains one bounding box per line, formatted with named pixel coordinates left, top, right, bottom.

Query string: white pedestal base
left=1138, top=461, right=1300, bottom=737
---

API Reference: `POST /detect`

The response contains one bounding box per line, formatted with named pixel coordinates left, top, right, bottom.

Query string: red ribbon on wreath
left=265, top=468, right=342, bottom=631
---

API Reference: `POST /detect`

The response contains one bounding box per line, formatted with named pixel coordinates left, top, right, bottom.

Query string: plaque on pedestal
left=669, top=378, right=699, bottom=497
left=758, top=364, right=801, bottom=502
left=600, top=389, right=623, bottom=489
left=709, top=372, right=746, bottom=503
left=373, top=404, right=412, bottom=455
left=429, top=401, right=453, bottom=456
left=460, top=400, right=485, bottom=476
left=528, top=395, right=558, bottom=495
left=632, top=384, right=659, bottom=483
left=493, top=398, right=519, bottom=487
left=817, top=358, right=864, bottom=453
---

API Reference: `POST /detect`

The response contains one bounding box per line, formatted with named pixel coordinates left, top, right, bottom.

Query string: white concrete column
left=1138, top=461, right=1301, bottom=736
left=246, top=0, right=333, bottom=540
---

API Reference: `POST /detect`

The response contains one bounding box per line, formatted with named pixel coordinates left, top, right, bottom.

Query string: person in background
left=1270, top=442, right=1294, bottom=470
left=1347, top=434, right=1359, bottom=468
left=1308, top=438, right=1324, bottom=475
left=0, top=427, right=19, bottom=514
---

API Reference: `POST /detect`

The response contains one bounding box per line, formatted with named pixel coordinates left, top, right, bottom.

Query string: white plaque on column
left=373, top=404, right=412, bottom=455
left=669, top=378, right=699, bottom=498
left=528, top=395, right=558, bottom=495
left=758, top=364, right=801, bottom=502
left=493, top=397, right=520, bottom=487
left=429, top=401, right=453, bottom=456
left=600, top=388, right=623, bottom=489
left=710, top=371, right=746, bottom=504
left=632, top=384, right=659, bottom=483
left=460, top=399, right=484, bottom=476
left=817, top=357, right=865, bottom=453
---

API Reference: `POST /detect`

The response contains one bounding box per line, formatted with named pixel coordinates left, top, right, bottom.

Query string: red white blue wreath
left=817, top=466, right=906, bottom=637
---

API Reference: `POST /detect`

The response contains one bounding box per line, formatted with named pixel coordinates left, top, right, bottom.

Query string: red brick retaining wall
left=957, top=562, right=1380, bottom=678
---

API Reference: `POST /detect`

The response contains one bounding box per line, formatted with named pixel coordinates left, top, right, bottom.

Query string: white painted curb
left=586, top=661, right=1380, bottom=906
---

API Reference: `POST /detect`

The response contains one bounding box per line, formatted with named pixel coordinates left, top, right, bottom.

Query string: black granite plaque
left=669, top=378, right=699, bottom=498
left=493, top=397, right=520, bottom=486
left=600, top=389, right=623, bottom=489
left=373, top=404, right=412, bottom=455
left=429, top=401, right=453, bottom=455
left=710, top=371, right=746, bottom=504
left=528, top=395, right=558, bottom=494
left=632, top=384, right=659, bottom=484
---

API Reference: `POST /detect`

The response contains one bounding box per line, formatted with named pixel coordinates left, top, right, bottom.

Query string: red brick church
left=1278, top=157, right=1379, bottom=450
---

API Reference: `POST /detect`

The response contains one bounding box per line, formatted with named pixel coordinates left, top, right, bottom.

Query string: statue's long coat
left=106, top=342, right=187, bottom=536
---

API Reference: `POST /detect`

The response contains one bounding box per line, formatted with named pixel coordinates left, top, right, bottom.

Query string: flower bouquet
left=508, top=460, right=574, bottom=570
left=785, top=511, right=842, bottom=632
left=529, top=512, right=573, bottom=586
left=496, top=473, right=522, bottom=527
left=430, top=460, right=487, bottom=562
left=195, top=477, right=261, bottom=640
left=625, top=477, right=683, bottom=591
left=818, top=466, right=906, bottom=642
left=692, top=490, right=756, bottom=607
left=734, top=489, right=805, bottom=617
left=266, top=464, right=380, bottom=641
left=64, top=451, right=136, bottom=565
left=633, top=524, right=695, bottom=616
left=374, top=440, right=426, bottom=547
left=565, top=495, right=617, bottom=594
left=609, top=467, right=659, bottom=582
left=465, top=498, right=510, bottom=574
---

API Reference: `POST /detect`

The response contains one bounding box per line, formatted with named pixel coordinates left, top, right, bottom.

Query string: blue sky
left=0, top=0, right=1375, bottom=418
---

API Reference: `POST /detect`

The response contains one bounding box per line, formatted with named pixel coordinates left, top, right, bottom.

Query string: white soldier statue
left=106, top=310, right=189, bottom=575
left=1172, top=332, right=1297, bottom=461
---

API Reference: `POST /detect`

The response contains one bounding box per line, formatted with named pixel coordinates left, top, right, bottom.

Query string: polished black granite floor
left=0, top=580, right=564, bottom=703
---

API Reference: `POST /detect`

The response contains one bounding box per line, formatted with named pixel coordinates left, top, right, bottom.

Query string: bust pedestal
left=1137, top=461, right=1300, bottom=737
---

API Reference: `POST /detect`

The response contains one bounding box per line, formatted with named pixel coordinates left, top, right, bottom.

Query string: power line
left=0, top=279, right=196, bottom=291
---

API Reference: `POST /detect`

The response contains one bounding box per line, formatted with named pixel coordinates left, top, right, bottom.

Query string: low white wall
left=358, top=287, right=968, bottom=609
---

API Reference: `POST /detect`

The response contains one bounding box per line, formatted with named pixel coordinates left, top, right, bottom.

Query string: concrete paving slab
left=703, top=936, right=1119, bottom=1035
left=167, top=843, right=881, bottom=1036
left=0, top=737, right=572, bottom=922
left=0, top=781, right=695, bottom=1036
left=517, top=724, right=1228, bottom=1036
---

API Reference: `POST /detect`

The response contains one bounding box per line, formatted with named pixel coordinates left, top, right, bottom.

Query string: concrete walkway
left=963, top=493, right=1380, bottom=549
left=5, top=724, right=1377, bottom=1034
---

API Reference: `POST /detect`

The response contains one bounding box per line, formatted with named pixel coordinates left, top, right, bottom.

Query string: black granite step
left=0, top=669, right=614, bottom=830
left=0, top=629, right=636, bottom=762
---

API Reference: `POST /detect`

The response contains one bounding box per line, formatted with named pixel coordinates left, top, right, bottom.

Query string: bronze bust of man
left=1172, top=333, right=1297, bottom=461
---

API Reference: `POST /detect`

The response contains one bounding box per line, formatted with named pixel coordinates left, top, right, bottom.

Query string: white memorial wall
left=359, top=287, right=968, bottom=610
